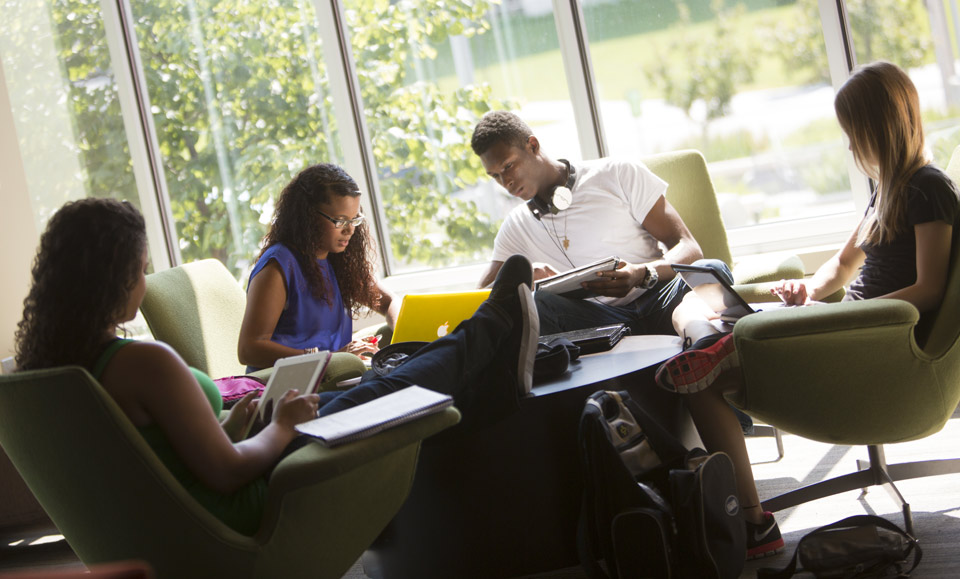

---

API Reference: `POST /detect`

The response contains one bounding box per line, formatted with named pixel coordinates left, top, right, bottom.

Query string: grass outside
left=435, top=5, right=809, bottom=103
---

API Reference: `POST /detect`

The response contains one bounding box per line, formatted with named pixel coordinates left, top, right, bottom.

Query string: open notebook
left=296, top=385, right=453, bottom=446
left=391, top=289, right=491, bottom=343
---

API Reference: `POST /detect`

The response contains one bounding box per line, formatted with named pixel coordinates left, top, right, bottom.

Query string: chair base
left=761, top=444, right=960, bottom=536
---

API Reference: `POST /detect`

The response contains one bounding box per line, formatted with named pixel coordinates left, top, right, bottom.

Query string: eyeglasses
left=317, top=209, right=365, bottom=229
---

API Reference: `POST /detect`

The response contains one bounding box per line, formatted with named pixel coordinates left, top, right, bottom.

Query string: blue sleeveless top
left=247, top=244, right=353, bottom=367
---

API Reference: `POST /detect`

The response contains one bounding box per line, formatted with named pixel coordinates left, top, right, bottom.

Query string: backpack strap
left=619, top=392, right=689, bottom=465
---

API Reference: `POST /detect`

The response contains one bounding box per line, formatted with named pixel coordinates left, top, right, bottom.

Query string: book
left=534, top=256, right=620, bottom=299
left=241, top=350, right=332, bottom=440
left=295, top=385, right=454, bottom=447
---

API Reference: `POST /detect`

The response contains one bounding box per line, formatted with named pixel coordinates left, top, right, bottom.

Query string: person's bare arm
left=374, top=279, right=400, bottom=327
left=102, top=342, right=318, bottom=494
left=881, top=221, right=952, bottom=312
left=238, top=260, right=305, bottom=368
left=774, top=218, right=866, bottom=305
left=585, top=196, right=702, bottom=297
left=478, top=260, right=504, bottom=288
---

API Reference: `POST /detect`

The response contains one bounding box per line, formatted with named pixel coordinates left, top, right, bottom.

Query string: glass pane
left=343, top=0, right=581, bottom=272
left=0, top=1, right=138, bottom=230
left=847, top=0, right=960, bottom=169
left=582, top=0, right=854, bottom=230
left=129, top=0, right=345, bottom=277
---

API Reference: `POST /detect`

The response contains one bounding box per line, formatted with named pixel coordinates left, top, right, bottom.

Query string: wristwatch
left=638, top=264, right=659, bottom=289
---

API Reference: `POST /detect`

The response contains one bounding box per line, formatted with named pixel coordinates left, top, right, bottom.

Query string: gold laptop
left=391, top=289, right=491, bottom=343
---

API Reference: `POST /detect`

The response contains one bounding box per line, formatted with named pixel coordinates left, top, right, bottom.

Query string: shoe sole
left=656, top=334, right=737, bottom=394
left=517, top=284, right=538, bottom=395
left=746, top=539, right=785, bottom=560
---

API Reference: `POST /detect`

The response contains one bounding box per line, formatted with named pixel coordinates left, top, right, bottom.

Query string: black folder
left=538, top=323, right=630, bottom=356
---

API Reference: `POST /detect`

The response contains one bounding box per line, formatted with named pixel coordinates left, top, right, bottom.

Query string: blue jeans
left=535, top=259, right=733, bottom=337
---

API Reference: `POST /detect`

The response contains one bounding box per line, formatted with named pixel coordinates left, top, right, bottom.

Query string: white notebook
left=296, top=385, right=453, bottom=447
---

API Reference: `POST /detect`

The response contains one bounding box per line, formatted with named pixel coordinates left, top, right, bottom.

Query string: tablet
left=240, top=350, right=332, bottom=439
left=534, top=256, right=620, bottom=299
left=671, top=263, right=757, bottom=322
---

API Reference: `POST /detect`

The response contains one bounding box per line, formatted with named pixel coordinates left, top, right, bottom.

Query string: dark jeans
left=317, top=299, right=517, bottom=423
left=535, top=259, right=733, bottom=337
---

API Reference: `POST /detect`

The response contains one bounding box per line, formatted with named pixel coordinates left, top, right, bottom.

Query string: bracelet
left=303, top=347, right=319, bottom=355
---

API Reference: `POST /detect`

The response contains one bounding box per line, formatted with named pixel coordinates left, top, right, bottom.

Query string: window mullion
left=99, top=0, right=180, bottom=270
left=311, top=0, right=394, bottom=277
left=552, top=0, right=605, bottom=160
left=819, top=0, right=870, bottom=214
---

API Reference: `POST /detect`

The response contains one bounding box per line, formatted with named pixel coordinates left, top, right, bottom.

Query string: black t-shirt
left=845, top=165, right=959, bottom=302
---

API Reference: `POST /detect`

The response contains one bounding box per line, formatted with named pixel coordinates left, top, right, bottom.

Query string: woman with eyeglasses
left=238, top=163, right=399, bottom=372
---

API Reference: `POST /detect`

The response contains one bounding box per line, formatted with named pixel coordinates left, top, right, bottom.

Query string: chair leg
left=760, top=444, right=960, bottom=536
left=750, top=424, right=785, bottom=460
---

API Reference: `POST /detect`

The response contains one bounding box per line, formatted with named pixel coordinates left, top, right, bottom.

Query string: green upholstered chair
left=140, top=258, right=365, bottom=388
left=728, top=150, right=960, bottom=535
left=643, top=149, right=806, bottom=287
left=0, top=366, right=459, bottom=579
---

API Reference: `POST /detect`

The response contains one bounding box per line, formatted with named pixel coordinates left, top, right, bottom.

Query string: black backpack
left=577, top=390, right=746, bottom=579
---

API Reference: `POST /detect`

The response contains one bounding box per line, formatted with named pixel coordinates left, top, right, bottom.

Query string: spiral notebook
left=296, top=385, right=453, bottom=446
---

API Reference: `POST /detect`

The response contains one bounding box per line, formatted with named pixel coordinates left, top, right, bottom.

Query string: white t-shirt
left=492, top=157, right=668, bottom=307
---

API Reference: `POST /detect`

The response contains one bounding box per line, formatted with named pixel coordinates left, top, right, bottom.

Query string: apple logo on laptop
left=437, top=321, right=450, bottom=338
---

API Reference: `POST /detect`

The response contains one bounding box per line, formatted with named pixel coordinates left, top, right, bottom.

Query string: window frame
left=37, top=0, right=873, bottom=281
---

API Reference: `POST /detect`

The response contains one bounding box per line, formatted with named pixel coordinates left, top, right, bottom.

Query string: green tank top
left=93, top=339, right=266, bottom=535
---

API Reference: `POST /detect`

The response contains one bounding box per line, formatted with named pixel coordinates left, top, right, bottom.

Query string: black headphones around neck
left=527, top=159, right=576, bottom=221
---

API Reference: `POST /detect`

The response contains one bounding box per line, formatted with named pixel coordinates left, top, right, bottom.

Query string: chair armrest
left=265, top=406, right=460, bottom=498
left=729, top=300, right=941, bottom=444
left=731, top=254, right=804, bottom=284
left=734, top=299, right=918, bottom=341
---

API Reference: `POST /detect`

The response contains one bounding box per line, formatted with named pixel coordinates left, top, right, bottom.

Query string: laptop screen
left=671, top=264, right=754, bottom=320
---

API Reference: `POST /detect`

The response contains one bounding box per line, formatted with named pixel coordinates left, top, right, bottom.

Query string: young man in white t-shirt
left=471, top=110, right=731, bottom=337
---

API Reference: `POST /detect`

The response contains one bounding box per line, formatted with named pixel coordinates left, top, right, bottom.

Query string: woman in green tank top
left=15, top=199, right=319, bottom=535
left=15, top=197, right=537, bottom=536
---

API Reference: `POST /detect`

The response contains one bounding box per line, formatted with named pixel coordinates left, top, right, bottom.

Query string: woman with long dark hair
left=238, top=163, right=397, bottom=371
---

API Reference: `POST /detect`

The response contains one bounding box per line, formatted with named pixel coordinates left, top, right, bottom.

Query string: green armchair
left=140, top=259, right=365, bottom=387
left=727, top=151, right=960, bottom=534
left=645, top=149, right=806, bottom=285
left=0, top=366, right=459, bottom=578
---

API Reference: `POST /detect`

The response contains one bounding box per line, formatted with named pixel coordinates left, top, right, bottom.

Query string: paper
left=296, top=385, right=453, bottom=446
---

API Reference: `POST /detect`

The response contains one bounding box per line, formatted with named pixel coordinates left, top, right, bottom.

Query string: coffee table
left=363, top=335, right=697, bottom=579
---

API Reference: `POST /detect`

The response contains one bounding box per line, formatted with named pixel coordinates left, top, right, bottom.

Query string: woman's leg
left=684, top=371, right=760, bottom=520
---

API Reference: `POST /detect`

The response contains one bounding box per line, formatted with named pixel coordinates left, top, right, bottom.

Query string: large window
left=7, top=0, right=959, bottom=286
left=129, top=0, right=347, bottom=276
left=343, top=0, right=582, bottom=273
left=845, top=0, right=960, bottom=169
left=0, top=1, right=137, bottom=228
left=582, top=0, right=853, bottom=234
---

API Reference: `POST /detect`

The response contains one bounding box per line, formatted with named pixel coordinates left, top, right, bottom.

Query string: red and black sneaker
left=655, top=332, right=737, bottom=393
left=746, top=511, right=785, bottom=560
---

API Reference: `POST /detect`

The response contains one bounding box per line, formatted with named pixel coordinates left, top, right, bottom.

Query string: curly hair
left=261, top=164, right=379, bottom=317
left=471, top=110, right=534, bottom=156
left=15, top=198, right=147, bottom=371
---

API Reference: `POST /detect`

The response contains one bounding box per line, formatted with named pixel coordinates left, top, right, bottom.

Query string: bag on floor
left=757, top=514, right=921, bottom=579
left=577, top=390, right=745, bottom=579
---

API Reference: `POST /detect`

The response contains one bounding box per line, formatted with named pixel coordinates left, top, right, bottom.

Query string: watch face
left=552, top=186, right=572, bottom=211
